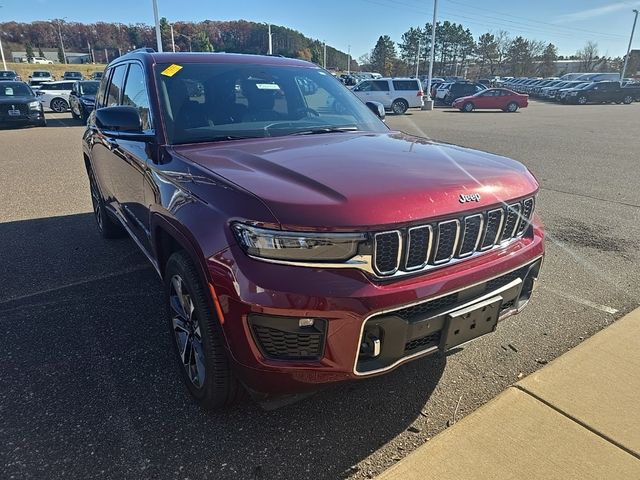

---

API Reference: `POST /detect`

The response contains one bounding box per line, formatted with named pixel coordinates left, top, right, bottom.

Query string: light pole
left=415, top=38, right=421, bottom=78
left=52, top=18, right=67, bottom=64
left=152, top=0, right=163, bottom=52
left=0, top=6, right=6, bottom=70
left=423, top=0, right=439, bottom=110
left=621, top=9, right=639, bottom=81
left=268, top=24, right=273, bottom=55
left=347, top=45, right=351, bottom=74
left=323, top=41, right=327, bottom=69
left=170, top=23, right=176, bottom=52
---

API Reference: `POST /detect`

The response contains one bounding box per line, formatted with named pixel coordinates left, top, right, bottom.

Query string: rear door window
left=372, top=80, right=390, bottom=91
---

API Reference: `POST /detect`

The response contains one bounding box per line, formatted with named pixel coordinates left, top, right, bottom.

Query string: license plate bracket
left=440, top=296, right=503, bottom=351
left=8, top=109, right=21, bottom=116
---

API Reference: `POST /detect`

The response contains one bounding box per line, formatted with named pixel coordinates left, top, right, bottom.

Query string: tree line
left=0, top=18, right=353, bottom=68
left=361, top=21, right=631, bottom=78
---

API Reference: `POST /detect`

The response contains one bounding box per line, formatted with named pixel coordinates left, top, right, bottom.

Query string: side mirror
left=95, top=106, right=152, bottom=141
left=366, top=101, right=385, bottom=120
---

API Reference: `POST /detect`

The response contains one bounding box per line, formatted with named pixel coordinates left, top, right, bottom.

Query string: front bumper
left=0, top=110, right=45, bottom=126
left=207, top=221, right=544, bottom=394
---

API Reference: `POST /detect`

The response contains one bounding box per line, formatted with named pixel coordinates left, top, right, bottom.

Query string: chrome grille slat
left=371, top=197, right=535, bottom=278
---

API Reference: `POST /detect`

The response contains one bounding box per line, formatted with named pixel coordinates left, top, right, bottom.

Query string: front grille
left=0, top=103, right=27, bottom=115
left=252, top=324, right=324, bottom=360
left=372, top=198, right=535, bottom=277
left=405, top=332, right=441, bottom=353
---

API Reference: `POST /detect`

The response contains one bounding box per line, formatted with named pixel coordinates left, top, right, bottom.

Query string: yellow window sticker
left=161, top=64, right=183, bottom=77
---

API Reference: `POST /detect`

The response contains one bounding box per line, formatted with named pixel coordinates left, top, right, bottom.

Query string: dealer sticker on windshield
left=161, top=64, right=183, bottom=77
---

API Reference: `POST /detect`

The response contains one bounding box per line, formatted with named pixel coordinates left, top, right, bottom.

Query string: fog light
left=298, top=318, right=315, bottom=328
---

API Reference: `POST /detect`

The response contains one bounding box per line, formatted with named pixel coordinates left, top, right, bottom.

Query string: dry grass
left=6, top=62, right=108, bottom=80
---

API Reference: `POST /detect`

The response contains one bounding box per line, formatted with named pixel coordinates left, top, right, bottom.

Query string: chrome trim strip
left=352, top=255, right=543, bottom=376
left=480, top=208, right=505, bottom=251
left=405, top=225, right=433, bottom=271
left=457, top=213, right=484, bottom=258
left=433, top=219, right=460, bottom=265
left=373, top=230, right=402, bottom=276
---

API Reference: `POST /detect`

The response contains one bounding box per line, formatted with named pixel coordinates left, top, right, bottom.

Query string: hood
left=452, top=95, right=475, bottom=103
left=80, top=94, right=96, bottom=103
left=172, top=132, right=538, bottom=229
left=0, top=96, right=36, bottom=104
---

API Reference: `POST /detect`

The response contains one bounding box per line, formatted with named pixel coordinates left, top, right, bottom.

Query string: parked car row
left=502, top=74, right=640, bottom=105
left=433, top=81, right=487, bottom=105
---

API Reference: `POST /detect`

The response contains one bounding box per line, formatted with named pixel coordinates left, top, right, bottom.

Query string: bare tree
left=576, top=41, right=600, bottom=72
left=495, top=30, right=511, bottom=74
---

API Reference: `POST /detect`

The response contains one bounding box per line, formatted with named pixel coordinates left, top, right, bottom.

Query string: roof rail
left=129, top=47, right=155, bottom=54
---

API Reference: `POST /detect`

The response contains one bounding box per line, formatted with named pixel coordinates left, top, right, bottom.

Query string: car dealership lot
left=1, top=102, right=639, bottom=479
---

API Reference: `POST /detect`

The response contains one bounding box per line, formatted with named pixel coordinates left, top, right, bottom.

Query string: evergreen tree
left=26, top=43, right=35, bottom=62
left=540, top=43, right=558, bottom=77
left=371, top=35, right=396, bottom=76
left=38, top=46, right=45, bottom=57
left=57, top=45, right=65, bottom=63
left=193, top=31, right=213, bottom=52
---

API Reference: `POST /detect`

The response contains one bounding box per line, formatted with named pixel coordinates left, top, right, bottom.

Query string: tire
left=37, top=119, right=46, bottom=127
left=71, top=105, right=79, bottom=119
left=462, top=102, right=474, bottom=112
left=165, top=251, right=243, bottom=409
left=622, top=95, right=633, bottom=105
left=50, top=98, right=69, bottom=113
left=577, top=96, right=587, bottom=105
left=444, top=94, right=452, bottom=105
left=88, top=167, right=125, bottom=238
left=506, top=102, right=519, bottom=112
left=81, top=107, right=89, bottom=123
left=391, top=99, right=409, bottom=115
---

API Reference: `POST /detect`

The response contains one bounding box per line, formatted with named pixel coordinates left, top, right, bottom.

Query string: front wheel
left=622, top=95, right=633, bottom=105
left=88, top=168, right=124, bottom=238
left=391, top=99, right=409, bottom=115
left=165, top=251, right=243, bottom=409
left=71, top=105, right=79, bottom=119
left=505, top=102, right=519, bottom=112
left=50, top=98, right=69, bottom=113
left=577, top=96, right=587, bottom=105
left=462, top=102, right=474, bottom=112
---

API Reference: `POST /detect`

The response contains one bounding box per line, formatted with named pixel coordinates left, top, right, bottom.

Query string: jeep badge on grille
left=459, top=193, right=481, bottom=203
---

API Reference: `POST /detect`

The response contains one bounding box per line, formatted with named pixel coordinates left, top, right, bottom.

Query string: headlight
left=28, top=101, right=40, bottom=109
left=80, top=98, right=95, bottom=105
left=232, top=224, right=365, bottom=262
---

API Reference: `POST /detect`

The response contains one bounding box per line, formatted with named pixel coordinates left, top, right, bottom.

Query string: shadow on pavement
left=0, top=213, right=446, bottom=480
left=44, top=115, right=86, bottom=128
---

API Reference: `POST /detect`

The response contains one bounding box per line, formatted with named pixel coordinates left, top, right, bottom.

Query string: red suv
left=83, top=50, right=544, bottom=408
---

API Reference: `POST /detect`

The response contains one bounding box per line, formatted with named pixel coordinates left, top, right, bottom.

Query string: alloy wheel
left=170, top=275, right=206, bottom=389
left=507, top=102, right=518, bottom=112
left=51, top=98, right=68, bottom=112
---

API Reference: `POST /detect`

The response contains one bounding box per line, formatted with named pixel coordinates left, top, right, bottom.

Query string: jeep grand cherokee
left=82, top=49, right=544, bottom=409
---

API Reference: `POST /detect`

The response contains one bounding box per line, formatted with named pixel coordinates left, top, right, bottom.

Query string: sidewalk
left=377, top=307, right=640, bottom=480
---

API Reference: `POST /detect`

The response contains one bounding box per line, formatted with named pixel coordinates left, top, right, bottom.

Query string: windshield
left=80, top=82, right=99, bottom=95
left=33, top=72, right=50, bottom=77
left=155, top=62, right=388, bottom=144
left=66, top=72, right=82, bottom=78
left=0, top=84, right=32, bottom=97
left=0, top=71, right=15, bottom=78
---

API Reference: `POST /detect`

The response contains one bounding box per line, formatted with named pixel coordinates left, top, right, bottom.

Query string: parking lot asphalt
left=1, top=102, right=639, bottom=480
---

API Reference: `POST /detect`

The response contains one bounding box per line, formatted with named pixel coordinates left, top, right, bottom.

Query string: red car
left=453, top=88, right=528, bottom=112
left=83, top=50, right=544, bottom=408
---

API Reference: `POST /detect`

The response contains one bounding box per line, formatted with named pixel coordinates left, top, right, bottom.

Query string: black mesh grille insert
left=406, top=227, right=431, bottom=269
left=434, top=221, right=458, bottom=263
left=501, top=204, right=521, bottom=241
left=481, top=209, right=503, bottom=249
left=405, top=332, right=441, bottom=353
left=374, top=232, right=400, bottom=274
left=252, top=324, right=324, bottom=360
left=516, top=198, right=534, bottom=235
left=459, top=215, right=482, bottom=256
left=394, top=294, right=460, bottom=322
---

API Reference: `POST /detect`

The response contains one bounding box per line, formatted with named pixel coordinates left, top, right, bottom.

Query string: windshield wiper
left=289, top=126, right=359, bottom=136
left=174, top=135, right=257, bottom=145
